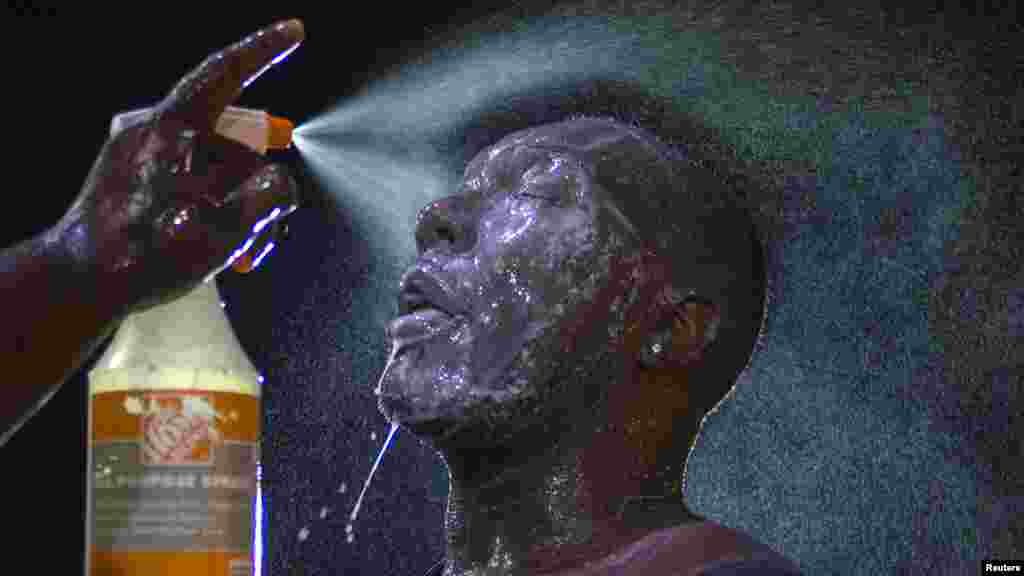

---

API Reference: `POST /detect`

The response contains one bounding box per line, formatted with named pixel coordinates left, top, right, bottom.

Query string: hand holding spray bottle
left=85, top=106, right=293, bottom=576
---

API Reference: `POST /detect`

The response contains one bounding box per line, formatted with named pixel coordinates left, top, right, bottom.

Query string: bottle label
left=88, top=389, right=258, bottom=574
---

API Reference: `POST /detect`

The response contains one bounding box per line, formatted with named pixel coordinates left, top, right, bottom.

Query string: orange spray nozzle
left=267, top=115, right=294, bottom=150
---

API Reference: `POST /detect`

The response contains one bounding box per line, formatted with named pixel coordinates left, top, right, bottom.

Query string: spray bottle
left=85, top=106, right=293, bottom=576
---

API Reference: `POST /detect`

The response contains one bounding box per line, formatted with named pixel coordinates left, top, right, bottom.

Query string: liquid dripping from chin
left=345, top=421, right=400, bottom=543
left=344, top=344, right=402, bottom=544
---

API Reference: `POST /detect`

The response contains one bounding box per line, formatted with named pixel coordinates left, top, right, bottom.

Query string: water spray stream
left=285, top=4, right=742, bottom=283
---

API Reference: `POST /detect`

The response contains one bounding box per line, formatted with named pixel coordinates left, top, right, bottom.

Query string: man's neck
left=437, top=431, right=703, bottom=576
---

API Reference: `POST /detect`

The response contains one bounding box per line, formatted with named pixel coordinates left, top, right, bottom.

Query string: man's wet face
left=376, top=124, right=629, bottom=427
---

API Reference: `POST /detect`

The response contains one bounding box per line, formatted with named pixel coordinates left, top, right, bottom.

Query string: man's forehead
left=465, top=117, right=648, bottom=175
left=496, top=117, right=636, bottom=148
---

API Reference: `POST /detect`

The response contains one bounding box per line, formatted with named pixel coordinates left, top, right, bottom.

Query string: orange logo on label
left=125, top=394, right=224, bottom=466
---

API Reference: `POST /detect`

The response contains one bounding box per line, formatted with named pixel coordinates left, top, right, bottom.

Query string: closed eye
left=515, top=191, right=561, bottom=204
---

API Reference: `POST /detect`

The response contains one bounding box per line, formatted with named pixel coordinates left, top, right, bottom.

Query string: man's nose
left=414, top=195, right=477, bottom=254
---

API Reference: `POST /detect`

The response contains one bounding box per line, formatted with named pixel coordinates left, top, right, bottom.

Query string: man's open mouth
left=387, top=308, right=458, bottom=343
left=387, top=266, right=466, bottom=343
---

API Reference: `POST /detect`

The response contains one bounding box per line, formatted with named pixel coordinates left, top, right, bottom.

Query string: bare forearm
left=0, top=229, right=124, bottom=446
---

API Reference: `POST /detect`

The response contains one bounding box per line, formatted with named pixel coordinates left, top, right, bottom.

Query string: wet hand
left=55, top=20, right=304, bottom=312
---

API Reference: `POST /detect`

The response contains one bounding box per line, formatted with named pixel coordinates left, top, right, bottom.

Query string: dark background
left=2, top=3, right=1020, bottom=575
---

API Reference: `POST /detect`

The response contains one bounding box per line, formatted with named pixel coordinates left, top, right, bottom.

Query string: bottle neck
left=93, top=280, right=259, bottom=379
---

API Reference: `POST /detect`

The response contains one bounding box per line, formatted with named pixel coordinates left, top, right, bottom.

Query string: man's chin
left=376, top=393, right=414, bottom=422
left=400, top=417, right=462, bottom=440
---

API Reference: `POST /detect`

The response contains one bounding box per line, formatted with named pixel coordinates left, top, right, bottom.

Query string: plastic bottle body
left=86, top=362, right=260, bottom=575
left=85, top=280, right=263, bottom=575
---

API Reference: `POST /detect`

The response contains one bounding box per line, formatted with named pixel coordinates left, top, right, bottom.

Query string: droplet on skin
left=298, top=527, right=309, bottom=541
left=320, top=507, right=329, bottom=519
left=338, top=482, right=347, bottom=494
left=370, top=431, right=377, bottom=441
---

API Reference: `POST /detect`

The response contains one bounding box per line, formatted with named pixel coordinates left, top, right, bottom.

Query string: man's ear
left=638, top=291, right=720, bottom=369
left=677, top=294, right=721, bottom=358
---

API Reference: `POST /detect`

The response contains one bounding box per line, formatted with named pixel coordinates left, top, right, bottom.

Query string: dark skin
left=378, top=118, right=787, bottom=575
left=0, top=19, right=305, bottom=446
